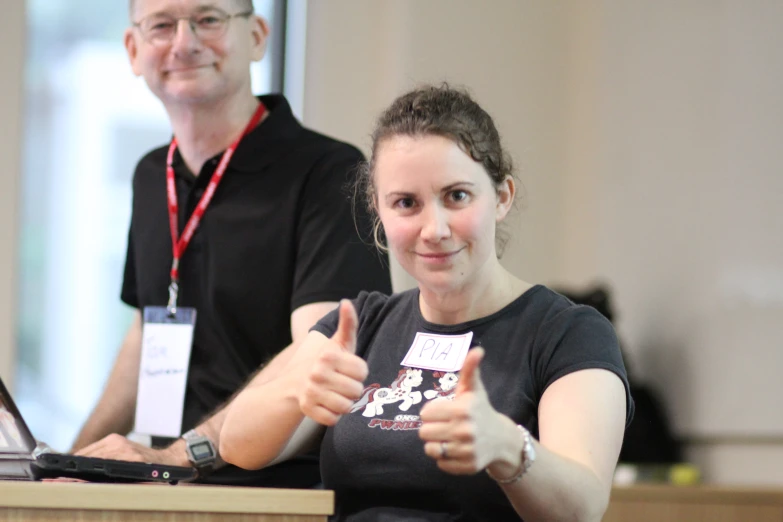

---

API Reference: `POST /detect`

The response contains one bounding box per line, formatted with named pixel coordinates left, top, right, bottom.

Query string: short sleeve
left=291, top=145, right=392, bottom=312
left=120, top=222, right=139, bottom=308
left=309, top=291, right=381, bottom=359
left=310, top=304, right=340, bottom=338
left=534, top=306, right=634, bottom=426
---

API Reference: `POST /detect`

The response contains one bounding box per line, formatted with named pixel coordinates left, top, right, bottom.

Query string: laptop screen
left=0, top=377, right=40, bottom=456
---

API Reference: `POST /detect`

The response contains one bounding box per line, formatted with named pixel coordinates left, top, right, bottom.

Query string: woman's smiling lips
left=415, top=248, right=464, bottom=264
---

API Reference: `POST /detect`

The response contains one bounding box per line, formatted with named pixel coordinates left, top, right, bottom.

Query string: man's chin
left=158, top=85, right=223, bottom=106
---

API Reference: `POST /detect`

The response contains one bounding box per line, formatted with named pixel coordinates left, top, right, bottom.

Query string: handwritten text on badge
left=135, top=322, right=194, bottom=438
left=401, top=331, right=474, bottom=372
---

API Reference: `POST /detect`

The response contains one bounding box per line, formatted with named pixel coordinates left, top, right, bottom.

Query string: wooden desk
left=605, top=484, right=783, bottom=522
left=0, top=481, right=333, bottom=521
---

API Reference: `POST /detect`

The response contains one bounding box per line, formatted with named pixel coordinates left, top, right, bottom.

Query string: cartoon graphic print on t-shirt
left=352, top=368, right=461, bottom=431
left=423, top=371, right=459, bottom=400
left=350, top=368, right=425, bottom=417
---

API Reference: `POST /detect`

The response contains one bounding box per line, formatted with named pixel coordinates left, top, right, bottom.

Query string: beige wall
left=562, top=0, right=783, bottom=485
left=0, top=0, right=25, bottom=387
left=302, top=0, right=783, bottom=485
left=303, top=0, right=571, bottom=290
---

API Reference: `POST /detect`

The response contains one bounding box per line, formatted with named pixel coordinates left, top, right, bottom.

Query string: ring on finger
left=440, top=441, right=449, bottom=459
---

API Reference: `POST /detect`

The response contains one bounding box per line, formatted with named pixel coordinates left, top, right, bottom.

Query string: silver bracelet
left=486, top=425, right=536, bottom=484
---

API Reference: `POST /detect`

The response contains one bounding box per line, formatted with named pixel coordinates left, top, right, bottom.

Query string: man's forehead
left=132, top=0, right=240, bottom=17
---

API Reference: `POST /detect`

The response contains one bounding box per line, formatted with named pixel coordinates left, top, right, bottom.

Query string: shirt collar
left=170, top=94, right=303, bottom=178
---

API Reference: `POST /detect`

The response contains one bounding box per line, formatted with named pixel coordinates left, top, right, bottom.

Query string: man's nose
left=170, top=18, right=202, bottom=53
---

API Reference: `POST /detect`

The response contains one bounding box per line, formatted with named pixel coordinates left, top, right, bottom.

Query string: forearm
left=219, top=379, right=305, bottom=470
left=75, top=329, right=310, bottom=466
left=499, top=369, right=627, bottom=521
left=218, top=332, right=335, bottom=470
left=219, top=309, right=361, bottom=470
left=161, top=407, right=230, bottom=468
left=197, top=304, right=334, bottom=467
left=71, top=398, right=135, bottom=452
left=488, top=423, right=609, bottom=522
left=164, top=342, right=302, bottom=468
left=71, top=313, right=142, bottom=451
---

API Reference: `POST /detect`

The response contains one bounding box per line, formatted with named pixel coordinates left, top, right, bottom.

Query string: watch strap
left=183, top=429, right=217, bottom=477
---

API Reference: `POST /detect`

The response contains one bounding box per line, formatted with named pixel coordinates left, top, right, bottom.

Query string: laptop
left=0, top=377, right=196, bottom=484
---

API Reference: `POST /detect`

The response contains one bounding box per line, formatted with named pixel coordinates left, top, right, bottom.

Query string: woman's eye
left=449, top=190, right=469, bottom=203
left=394, top=198, right=415, bottom=209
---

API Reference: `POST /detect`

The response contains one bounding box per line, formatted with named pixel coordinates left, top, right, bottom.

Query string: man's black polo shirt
left=121, top=94, right=391, bottom=485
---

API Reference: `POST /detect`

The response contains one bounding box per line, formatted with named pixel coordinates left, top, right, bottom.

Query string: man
left=72, top=0, right=391, bottom=487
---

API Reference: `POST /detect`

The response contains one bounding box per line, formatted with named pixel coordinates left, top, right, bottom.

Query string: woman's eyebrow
left=440, top=182, right=475, bottom=192
left=384, top=191, right=414, bottom=202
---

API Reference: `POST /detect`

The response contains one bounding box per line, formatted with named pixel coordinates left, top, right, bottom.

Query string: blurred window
left=16, top=0, right=285, bottom=450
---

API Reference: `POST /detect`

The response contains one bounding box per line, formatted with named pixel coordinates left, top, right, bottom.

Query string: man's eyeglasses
left=132, top=8, right=254, bottom=46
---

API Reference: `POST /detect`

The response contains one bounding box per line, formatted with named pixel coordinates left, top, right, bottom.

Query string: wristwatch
left=182, top=429, right=217, bottom=477
left=486, top=424, right=536, bottom=484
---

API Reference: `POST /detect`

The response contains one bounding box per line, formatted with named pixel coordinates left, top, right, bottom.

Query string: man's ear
left=249, top=16, right=270, bottom=62
left=495, top=176, right=515, bottom=222
left=124, top=28, right=142, bottom=76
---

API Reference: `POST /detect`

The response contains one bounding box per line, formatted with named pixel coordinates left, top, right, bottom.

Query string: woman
left=220, top=85, right=633, bottom=521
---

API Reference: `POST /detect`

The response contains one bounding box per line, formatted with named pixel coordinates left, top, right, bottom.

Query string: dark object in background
left=555, top=285, right=683, bottom=464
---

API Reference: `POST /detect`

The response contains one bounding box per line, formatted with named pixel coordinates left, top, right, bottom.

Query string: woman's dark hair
left=355, top=84, right=517, bottom=254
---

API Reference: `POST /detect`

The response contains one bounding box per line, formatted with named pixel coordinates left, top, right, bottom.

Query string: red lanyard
left=164, top=102, right=266, bottom=314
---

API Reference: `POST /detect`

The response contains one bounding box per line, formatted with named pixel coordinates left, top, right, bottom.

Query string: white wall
left=302, top=0, right=783, bottom=485
left=0, top=0, right=25, bottom=387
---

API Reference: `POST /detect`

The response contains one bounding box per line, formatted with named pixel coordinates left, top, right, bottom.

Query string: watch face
left=191, top=441, right=214, bottom=460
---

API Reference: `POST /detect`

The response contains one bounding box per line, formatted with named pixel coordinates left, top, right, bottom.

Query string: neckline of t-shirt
left=411, top=284, right=546, bottom=333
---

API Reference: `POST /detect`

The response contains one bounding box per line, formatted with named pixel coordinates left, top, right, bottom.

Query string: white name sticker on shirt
left=134, top=306, right=196, bottom=438
left=401, top=331, right=474, bottom=372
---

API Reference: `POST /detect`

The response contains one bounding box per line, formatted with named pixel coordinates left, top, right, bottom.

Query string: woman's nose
left=420, top=205, right=451, bottom=242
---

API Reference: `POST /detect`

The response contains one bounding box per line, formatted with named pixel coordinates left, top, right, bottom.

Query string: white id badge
left=401, top=331, right=474, bottom=372
left=134, top=306, right=196, bottom=438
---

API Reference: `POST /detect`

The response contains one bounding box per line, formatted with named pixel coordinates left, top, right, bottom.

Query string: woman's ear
left=495, top=176, right=515, bottom=222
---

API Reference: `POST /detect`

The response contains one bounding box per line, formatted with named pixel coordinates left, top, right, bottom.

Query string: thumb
left=331, top=299, right=358, bottom=352
left=456, top=347, right=486, bottom=395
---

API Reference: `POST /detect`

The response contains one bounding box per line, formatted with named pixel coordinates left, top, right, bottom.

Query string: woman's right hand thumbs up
left=299, top=300, right=369, bottom=426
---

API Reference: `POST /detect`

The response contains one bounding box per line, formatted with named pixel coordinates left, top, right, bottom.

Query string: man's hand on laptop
left=75, top=433, right=190, bottom=468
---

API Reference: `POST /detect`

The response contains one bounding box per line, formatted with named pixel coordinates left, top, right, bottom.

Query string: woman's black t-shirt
left=311, top=286, right=634, bottom=521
